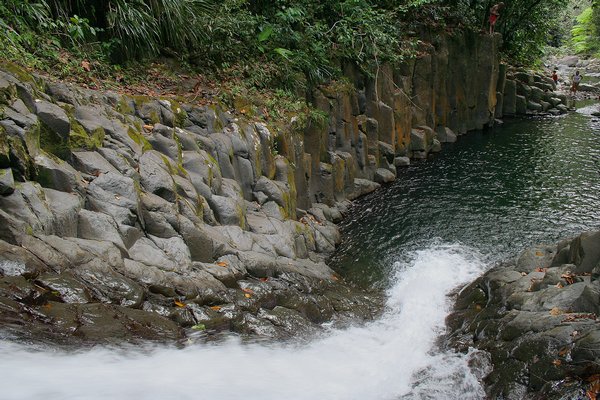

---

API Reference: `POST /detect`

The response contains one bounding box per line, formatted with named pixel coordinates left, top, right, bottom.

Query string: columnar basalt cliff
left=0, top=31, right=503, bottom=342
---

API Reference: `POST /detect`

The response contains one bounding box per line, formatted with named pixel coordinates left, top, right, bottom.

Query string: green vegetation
left=0, top=0, right=578, bottom=107
left=569, top=1, right=600, bottom=56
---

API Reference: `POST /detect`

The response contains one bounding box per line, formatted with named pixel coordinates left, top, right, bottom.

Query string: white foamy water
left=0, top=244, right=486, bottom=400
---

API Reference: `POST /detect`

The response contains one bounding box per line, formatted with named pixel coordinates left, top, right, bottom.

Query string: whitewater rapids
left=0, top=244, right=487, bottom=400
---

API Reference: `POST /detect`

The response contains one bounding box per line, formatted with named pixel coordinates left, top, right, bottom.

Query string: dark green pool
left=331, top=103, right=600, bottom=287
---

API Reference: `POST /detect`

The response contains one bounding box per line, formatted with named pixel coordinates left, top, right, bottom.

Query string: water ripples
left=331, top=108, right=600, bottom=287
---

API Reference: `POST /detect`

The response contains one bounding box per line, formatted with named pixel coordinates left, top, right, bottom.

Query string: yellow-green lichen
left=117, top=96, right=135, bottom=115
left=69, top=120, right=105, bottom=151
left=39, top=122, right=70, bottom=160
left=127, top=126, right=152, bottom=152
left=169, top=99, right=188, bottom=128
left=0, top=124, right=10, bottom=166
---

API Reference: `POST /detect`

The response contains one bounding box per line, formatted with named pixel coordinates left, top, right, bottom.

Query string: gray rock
left=211, top=195, right=245, bottom=227
left=128, top=236, right=178, bottom=271
left=394, top=156, right=410, bottom=167
left=147, top=124, right=179, bottom=160
left=34, top=154, right=84, bottom=194
left=149, top=234, right=192, bottom=270
left=515, top=95, right=527, bottom=114
left=78, top=209, right=126, bottom=252
left=44, top=188, right=82, bottom=237
left=139, top=151, right=177, bottom=202
left=410, top=126, right=434, bottom=152
left=568, top=231, right=600, bottom=273
left=35, top=100, right=70, bottom=139
left=97, top=148, right=138, bottom=178
left=374, top=168, right=396, bottom=184
left=253, top=191, right=269, bottom=205
left=254, top=176, right=286, bottom=207
left=36, top=272, right=92, bottom=303
left=72, top=151, right=120, bottom=176
left=435, top=126, right=457, bottom=143
left=527, top=101, right=543, bottom=112
left=0, top=168, right=15, bottom=195
left=516, top=245, right=556, bottom=273
left=178, top=217, right=216, bottom=262
left=0, top=182, right=55, bottom=242
left=86, top=172, right=140, bottom=226
left=0, top=239, right=49, bottom=276
left=348, top=178, right=380, bottom=200
left=261, top=201, right=284, bottom=221
left=182, top=150, right=222, bottom=194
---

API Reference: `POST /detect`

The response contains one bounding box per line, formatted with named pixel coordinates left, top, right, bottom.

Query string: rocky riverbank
left=0, top=31, right=507, bottom=344
left=447, top=230, right=600, bottom=399
left=0, top=30, right=555, bottom=345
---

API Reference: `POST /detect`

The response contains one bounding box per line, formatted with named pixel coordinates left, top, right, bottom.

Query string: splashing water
left=0, top=244, right=486, bottom=400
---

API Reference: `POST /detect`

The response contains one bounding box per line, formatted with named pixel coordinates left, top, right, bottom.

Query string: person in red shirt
left=552, top=70, right=558, bottom=86
left=489, top=3, right=505, bottom=34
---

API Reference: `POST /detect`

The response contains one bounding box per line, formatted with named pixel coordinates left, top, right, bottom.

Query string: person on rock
left=489, top=2, right=505, bottom=34
left=571, top=70, right=582, bottom=94
left=552, top=70, right=558, bottom=86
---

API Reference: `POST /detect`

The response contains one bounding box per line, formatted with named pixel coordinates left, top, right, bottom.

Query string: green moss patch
left=39, top=123, right=70, bottom=160
left=69, top=120, right=105, bottom=151
left=127, top=126, right=153, bottom=152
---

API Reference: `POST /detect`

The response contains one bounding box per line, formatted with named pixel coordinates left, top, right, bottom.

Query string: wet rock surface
left=447, top=230, right=600, bottom=399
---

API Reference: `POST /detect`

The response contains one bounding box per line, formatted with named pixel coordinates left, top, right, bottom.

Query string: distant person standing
left=552, top=70, right=558, bottom=86
left=489, top=2, right=505, bottom=34
left=571, top=70, right=582, bottom=94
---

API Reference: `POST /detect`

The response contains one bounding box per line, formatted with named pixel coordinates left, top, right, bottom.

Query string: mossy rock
left=0, top=78, right=17, bottom=106
left=7, top=134, right=35, bottom=180
left=127, top=126, right=152, bottom=152
left=69, top=120, right=105, bottom=151
left=0, top=61, right=44, bottom=91
left=0, top=125, right=10, bottom=167
left=169, top=99, right=188, bottom=128
left=39, top=122, right=70, bottom=160
left=116, top=96, right=135, bottom=115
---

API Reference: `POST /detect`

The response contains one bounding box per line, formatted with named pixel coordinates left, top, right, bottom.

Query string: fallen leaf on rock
left=550, top=307, right=564, bottom=316
left=216, top=261, right=228, bottom=267
left=561, top=272, right=576, bottom=285
left=174, top=300, right=186, bottom=308
left=244, top=293, right=252, bottom=298
left=535, top=267, right=547, bottom=272
left=558, top=346, right=570, bottom=357
left=241, top=288, right=254, bottom=294
left=562, top=313, right=597, bottom=323
left=81, top=60, right=91, bottom=71
left=587, top=375, right=600, bottom=400
left=331, top=275, right=339, bottom=281
left=210, top=305, right=221, bottom=311
left=552, top=359, right=562, bottom=366
left=556, top=282, right=564, bottom=289
left=587, top=390, right=597, bottom=400
left=259, top=277, right=269, bottom=282
left=191, top=324, right=206, bottom=331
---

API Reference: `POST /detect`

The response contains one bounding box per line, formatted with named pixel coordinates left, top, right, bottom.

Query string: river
left=1, top=104, right=600, bottom=399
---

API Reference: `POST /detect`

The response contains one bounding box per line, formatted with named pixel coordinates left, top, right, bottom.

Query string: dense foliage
left=570, top=1, right=600, bottom=56
left=0, top=0, right=572, bottom=87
